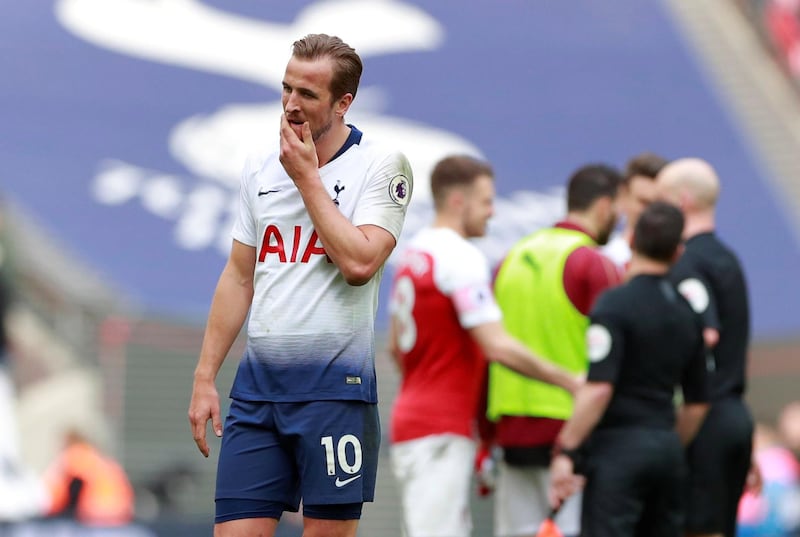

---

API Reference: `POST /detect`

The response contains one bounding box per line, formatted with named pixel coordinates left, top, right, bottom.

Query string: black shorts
left=684, top=397, right=753, bottom=537
left=581, top=427, right=686, bottom=537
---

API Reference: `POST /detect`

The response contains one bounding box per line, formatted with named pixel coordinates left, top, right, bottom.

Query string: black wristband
left=551, top=443, right=582, bottom=465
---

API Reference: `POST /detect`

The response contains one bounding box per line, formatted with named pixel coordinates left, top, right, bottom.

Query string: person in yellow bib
left=486, top=163, right=622, bottom=537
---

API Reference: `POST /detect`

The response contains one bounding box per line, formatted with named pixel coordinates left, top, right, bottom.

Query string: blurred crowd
left=0, top=199, right=157, bottom=536
left=738, top=403, right=800, bottom=536
left=740, top=0, right=800, bottom=83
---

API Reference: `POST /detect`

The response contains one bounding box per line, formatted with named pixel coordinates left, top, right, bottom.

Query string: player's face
left=596, top=195, right=618, bottom=246
left=656, top=181, right=682, bottom=209
left=623, top=175, right=658, bottom=228
left=282, top=57, right=342, bottom=143
left=463, top=175, right=495, bottom=238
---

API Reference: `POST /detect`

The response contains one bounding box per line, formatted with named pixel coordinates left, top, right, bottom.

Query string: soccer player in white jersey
left=388, top=155, right=580, bottom=537
left=603, top=152, right=668, bottom=269
left=188, top=34, right=413, bottom=537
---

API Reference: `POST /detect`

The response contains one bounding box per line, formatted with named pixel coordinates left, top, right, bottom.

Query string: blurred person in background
left=485, top=163, right=623, bottom=537
left=779, top=401, right=800, bottom=458
left=548, top=201, right=711, bottom=537
left=43, top=427, right=134, bottom=527
left=0, top=199, right=50, bottom=523
left=658, top=158, right=759, bottom=537
left=737, top=422, right=800, bottom=537
left=603, top=151, right=669, bottom=269
left=764, top=0, right=800, bottom=80
left=387, top=155, right=580, bottom=537
left=187, top=33, right=412, bottom=537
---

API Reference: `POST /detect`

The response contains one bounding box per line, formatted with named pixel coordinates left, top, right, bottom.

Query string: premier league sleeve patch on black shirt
left=587, top=324, right=612, bottom=363
left=389, top=175, right=410, bottom=206
left=677, top=278, right=710, bottom=314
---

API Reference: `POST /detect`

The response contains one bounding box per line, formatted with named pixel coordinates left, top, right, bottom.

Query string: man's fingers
left=189, top=412, right=210, bottom=458
left=212, top=408, right=223, bottom=438
left=193, top=425, right=209, bottom=457
left=195, top=437, right=209, bottom=458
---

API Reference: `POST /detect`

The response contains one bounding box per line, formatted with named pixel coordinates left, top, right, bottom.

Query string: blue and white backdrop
left=2, top=0, right=799, bottom=340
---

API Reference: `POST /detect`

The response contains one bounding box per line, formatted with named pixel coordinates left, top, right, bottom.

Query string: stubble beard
left=312, top=118, right=334, bottom=143
left=596, top=215, right=618, bottom=246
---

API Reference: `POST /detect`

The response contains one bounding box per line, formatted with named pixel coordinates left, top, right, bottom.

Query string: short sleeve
left=437, top=244, right=501, bottom=329
left=585, top=310, right=625, bottom=384
left=231, top=156, right=259, bottom=247
left=671, top=263, right=720, bottom=331
left=351, top=151, right=413, bottom=241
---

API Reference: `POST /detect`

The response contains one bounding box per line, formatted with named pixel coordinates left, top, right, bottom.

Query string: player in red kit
left=388, top=155, right=580, bottom=537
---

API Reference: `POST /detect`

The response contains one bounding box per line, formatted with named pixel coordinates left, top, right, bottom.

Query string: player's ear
left=678, top=188, right=693, bottom=211
left=335, top=93, right=354, bottom=118
left=449, top=188, right=467, bottom=211
left=671, top=243, right=685, bottom=264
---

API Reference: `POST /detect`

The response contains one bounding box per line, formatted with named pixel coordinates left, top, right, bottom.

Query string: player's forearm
left=478, top=327, right=577, bottom=392
left=557, top=382, right=613, bottom=449
left=675, top=402, right=709, bottom=445
left=387, top=316, right=403, bottom=372
left=296, top=179, right=390, bottom=285
left=510, top=345, right=578, bottom=394
left=194, top=272, right=253, bottom=381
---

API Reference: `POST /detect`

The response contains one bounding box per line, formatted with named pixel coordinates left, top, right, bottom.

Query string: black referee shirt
left=669, top=232, right=750, bottom=401
left=586, top=274, right=709, bottom=430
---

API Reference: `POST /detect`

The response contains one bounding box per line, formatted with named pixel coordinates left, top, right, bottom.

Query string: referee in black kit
left=658, top=158, right=758, bottom=537
left=548, top=201, right=711, bottom=537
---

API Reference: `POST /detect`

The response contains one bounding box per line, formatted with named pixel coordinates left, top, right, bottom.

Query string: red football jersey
left=389, top=228, right=501, bottom=443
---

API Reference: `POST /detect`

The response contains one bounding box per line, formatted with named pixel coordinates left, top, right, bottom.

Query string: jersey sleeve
left=351, top=150, right=413, bottom=241
left=585, top=299, right=625, bottom=384
left=564, top=246, right=622, bottom=315
left=437, top=245, right=502, bottom=329
left=671, top=263, right=720, bottom=331
left=231, top=155, right=260, bottom=247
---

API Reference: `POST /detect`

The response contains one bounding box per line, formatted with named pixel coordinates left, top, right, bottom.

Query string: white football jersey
left=230, top=127, right=413, bottom=402
left=603, top=231, right=632, bottom=268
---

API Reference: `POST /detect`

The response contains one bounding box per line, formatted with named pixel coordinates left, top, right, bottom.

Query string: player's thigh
left=635, top=432, right=687, bottom=537
left=276, top=400, right=380, bottom=510
left=214, top=517, right=279, bottom=537
left=390, top=434, right=476, bottom=537
left=302, top=517, right=359, bottom=537
left=581, top=431, right=658, bottom=537
left=685, top=399, right=753, bottom=533
left=215, top=399, right=299, bottom=524
left=494, top=459, right=581, bottom=537
left=582, top=462, right=642, bottom=537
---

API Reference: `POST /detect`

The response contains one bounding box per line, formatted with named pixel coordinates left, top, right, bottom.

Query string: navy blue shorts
left=215, top=399, right=380, bottom=524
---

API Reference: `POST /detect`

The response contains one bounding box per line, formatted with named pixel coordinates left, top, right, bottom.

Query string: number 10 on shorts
left=321, top=435, right=363, bottom=476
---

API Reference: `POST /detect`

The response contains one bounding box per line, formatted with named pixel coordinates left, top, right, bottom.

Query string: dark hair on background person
left=430, top=155, right=494, bottom=210
left=567, top=163, right=622, bottom=211
left=292, top=33, right=363, bottom=100
left=623, top=152, right=669, bottom=184
left=632, top=201, right=685, bottom=263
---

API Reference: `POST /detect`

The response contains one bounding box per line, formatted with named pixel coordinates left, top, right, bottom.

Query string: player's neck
left=622, top=225, right=634, bottom=245
left=564, top=212, right=597, bottom=241
left=626, top=253, right=669, bottom=280
left=316, top=122, right=352, bottom=167
left=682, top=211, right=715, bottom=239
left=432, top=214, right=466, bottom=238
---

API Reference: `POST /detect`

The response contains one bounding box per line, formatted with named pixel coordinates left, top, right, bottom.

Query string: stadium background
left=1, top=0, right=800, bottom=534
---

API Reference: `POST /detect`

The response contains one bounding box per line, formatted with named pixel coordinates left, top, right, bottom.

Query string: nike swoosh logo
left=258, top=188, right=281, bottom=197
left=334, top=475, right=362, bottom=488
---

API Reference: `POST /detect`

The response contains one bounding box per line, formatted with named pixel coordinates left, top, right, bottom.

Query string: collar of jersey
left=329, top=124, right=363, bottom=163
